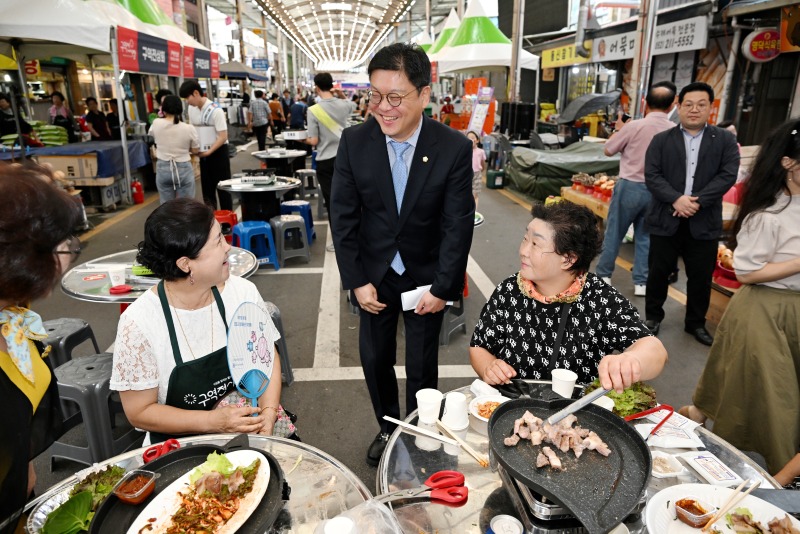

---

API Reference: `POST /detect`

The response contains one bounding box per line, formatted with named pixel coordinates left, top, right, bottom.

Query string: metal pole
left=508, top=0, right=521, bottom=101
left=457, top=0, right=463, bottom=19
left=12, top=43, right=33, bottom=119
left=717, top=16, right=741, bottom=123
left=292, top=43, right=297, bottom=93
left=407, top=11, right=412, bottom=42
left=89, top=56, right=98, bottom=102
left=633, top=0, right=657, bottom=118
left=197, top=0, right=211, bottom=48
left=425, top=0, right=431, bottom=41
left=236, top=0, right=246, bottom=61
left=111, top=28, right=133, bottom=204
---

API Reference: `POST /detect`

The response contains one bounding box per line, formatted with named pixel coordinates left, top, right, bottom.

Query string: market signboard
left=742, top=28, right=781, bottom=62
left=542, top=41, right=593, bottom=68
left=183, top=47, right=221, bottom=79
left=116, top=26, right=180, bottom=76
left=780, top=4, right=800, bottom=53
left=591, top=15, right=708, bottom=63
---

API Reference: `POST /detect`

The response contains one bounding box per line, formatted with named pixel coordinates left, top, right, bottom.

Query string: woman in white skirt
left=149, top=95, right=199, bottom=204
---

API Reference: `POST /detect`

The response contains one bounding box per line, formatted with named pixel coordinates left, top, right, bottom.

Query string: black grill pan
left=90, top=435, right=288, bottom=533
left=488, top=397, right=650, bottom=534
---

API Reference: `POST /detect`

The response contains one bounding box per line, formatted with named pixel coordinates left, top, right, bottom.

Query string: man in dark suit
left=331, top=43, right=475, bottom=466
left=643, top=82, right=739, bottom=346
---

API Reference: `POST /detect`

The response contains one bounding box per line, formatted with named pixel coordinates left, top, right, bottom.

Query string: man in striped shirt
left=248, top=90, right=271, bottom=151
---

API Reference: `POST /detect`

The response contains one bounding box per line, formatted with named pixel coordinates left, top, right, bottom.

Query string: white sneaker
left=600, top=277, right=612, bottom=286
left=326, top=244, right=335, bottom=252
left=634, top=284, right=646, bottom=296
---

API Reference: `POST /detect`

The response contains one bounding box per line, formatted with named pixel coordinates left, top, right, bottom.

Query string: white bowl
left=468, top=395, right=510, bottom=436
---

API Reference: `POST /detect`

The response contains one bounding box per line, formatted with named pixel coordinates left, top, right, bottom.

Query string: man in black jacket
left=643, top=82, right=739, bottom=345
left=331, top=43, right=474, bottom=466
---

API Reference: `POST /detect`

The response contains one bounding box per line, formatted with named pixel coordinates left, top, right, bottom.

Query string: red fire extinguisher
left=131, top=178, right=144, bottom=204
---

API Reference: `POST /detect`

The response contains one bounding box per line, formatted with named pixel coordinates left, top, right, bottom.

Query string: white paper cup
left=592, top=395, right=615, bottom=411
left=416, top=388, right=443, bottom=425
left=441, top=391, right=469, bottom=431
left=414, top=421, right=442, bottom=452
left=108, top=267, right=126, bottom=287
left=551, top=369, right=578, bottom=398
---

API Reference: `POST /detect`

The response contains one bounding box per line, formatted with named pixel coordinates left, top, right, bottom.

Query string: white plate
left=645, top=483, right=800, bottom=533
left=126, top=450, right=270, bottom=534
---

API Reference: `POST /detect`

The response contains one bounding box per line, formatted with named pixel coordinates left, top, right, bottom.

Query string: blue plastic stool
left=281, top=200, right=316, bottom=243
left=232, top=221, right=280, bottom=271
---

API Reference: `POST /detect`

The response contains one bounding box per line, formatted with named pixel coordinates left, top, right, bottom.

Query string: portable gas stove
left=496, top=462, right=646, bottom=533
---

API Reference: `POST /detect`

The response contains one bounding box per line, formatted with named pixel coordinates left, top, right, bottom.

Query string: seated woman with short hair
left=111, top=198, right=292, bottom=443
left=470, top=201, right=667, bottom=392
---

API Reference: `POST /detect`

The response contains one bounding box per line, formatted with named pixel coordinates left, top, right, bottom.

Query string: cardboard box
left=706, top=283, right=737, bottom=325
left=37, top=155, right=98, bottom=179
left=81, top=175, right=126, bottom=209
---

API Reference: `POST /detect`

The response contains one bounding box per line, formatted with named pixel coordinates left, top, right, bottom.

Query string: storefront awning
left=726, top=0, right=798, bottom=16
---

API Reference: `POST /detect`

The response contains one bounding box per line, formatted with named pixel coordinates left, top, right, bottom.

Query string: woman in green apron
left=111, top=199, right=290, bottom=443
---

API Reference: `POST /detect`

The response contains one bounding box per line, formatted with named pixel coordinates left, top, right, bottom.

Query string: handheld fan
left=227, top=302, right=276, bottom=413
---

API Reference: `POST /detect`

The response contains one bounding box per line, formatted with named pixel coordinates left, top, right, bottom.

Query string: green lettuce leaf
left=42, top=491, right=93, bottom=534
left=189, top=452, right=236, bottom=483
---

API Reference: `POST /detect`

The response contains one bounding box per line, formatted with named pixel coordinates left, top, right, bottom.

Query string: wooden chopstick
left=436, top=419, right=489, bottom=468
left=382, top=416, right=460, bottom=447
left=701, top=479, right=761, bottom=532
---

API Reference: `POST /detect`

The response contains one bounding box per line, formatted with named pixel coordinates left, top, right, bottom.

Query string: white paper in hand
left=400, top=285, right=454, bottom=311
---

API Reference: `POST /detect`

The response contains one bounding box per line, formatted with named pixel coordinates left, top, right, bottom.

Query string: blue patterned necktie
left=389, top=140, right=411, bottom=275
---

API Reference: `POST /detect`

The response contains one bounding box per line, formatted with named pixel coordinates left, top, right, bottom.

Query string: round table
left=26, top=434, right=372, bottom=533
left=61, top=248, right=258, bottom=304
left=218, top=176, right=301, bottom=222
left=377, top=383, right=779, bottom=534
left=252, top=149, right=308, bottom=176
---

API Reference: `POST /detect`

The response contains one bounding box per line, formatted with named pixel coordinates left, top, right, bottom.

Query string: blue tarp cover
left=0, top=140, right=150, bottom=177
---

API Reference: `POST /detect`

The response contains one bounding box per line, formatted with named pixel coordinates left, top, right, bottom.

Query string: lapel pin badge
left=422, top=156, right=429, bottom=163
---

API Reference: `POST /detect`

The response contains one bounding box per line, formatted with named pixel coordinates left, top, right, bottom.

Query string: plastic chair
left=51, top=353, right=144, bottom=467
left=280, top=200, right=316, bottom=243
left=43, top=318, right=101, bottom=370
left=294, top=169, right=319, bottom=199
left=270, top=215, right=311, bottom=266
left=214, top=210, right=239, bottom=244
left=439, top=295, right=467, bottom=346
left=263, top=301, right=294, bottom=385
left=232, top=221, right=280, bottom=271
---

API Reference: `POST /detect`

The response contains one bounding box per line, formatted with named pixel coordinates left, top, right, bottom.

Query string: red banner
left=431, top=61, right=438, bottom=83
left=117, top=26, right=182, bottom=76
left=168, top=41, right=181, bottom=76
left=183, top=46, right=195, bottom=78
left=117, top=26, right=139, bottom=72
left=210, top=52, right=220, bottom=78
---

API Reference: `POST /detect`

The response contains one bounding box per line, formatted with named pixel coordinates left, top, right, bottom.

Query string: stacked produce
left=35, top=123, right=69, bottom=146
left=570, top=172, right=618, bottom=201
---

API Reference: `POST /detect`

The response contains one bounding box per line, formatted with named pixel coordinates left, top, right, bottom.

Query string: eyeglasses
left=54, top=236, right=82, bottom=262
left=681, top=101, right=709, bottom=111
left=367, top=88, right=420, bottom=107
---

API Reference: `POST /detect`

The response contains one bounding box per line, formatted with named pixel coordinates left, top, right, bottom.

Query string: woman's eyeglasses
left=54, top=236, right=82, bottom=262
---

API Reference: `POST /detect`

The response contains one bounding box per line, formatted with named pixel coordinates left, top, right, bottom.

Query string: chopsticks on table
left=700, top=478, right=761, bottom=532
left=436, top=420, right=489, bottom=468
left=382, top=416, right=459, bottom=447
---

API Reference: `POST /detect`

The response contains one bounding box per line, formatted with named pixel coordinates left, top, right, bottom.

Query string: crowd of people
left=2, top=39, right=800, bottom=534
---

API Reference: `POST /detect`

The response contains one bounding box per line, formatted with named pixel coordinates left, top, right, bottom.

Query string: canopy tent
left=412, top=32, right=433, bottom=53
left=436, top=0, right=539, bottom=73
left=219, top=61, right=270, bottom=81
left=427, top=9, right=461, bottom=59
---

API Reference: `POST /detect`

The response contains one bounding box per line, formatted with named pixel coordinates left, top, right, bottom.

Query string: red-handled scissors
left=143, top=438, right=180, bottom=463
left=625, top=404, right=674, bottom=441
left=376, top=470, right=468, bottom=506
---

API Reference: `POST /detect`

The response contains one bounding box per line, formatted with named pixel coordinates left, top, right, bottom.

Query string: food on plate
left=503, top=411, right=611, bottom=470
left=767, top=514, right=800, bottom=534
left=723, top=508, right=800, bottom=534
left=477, top=401, right=501, bottom=418
left=675, top=497, right=714, bottom=528
left=163, top=452, right=261, bottom=533
left=584, top=379, right=657, bottom=417
left=42, top=464, right=127, bottom=534
left=652, top=456, right=674, bottom=474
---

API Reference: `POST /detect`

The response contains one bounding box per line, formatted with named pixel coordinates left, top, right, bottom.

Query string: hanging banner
left=185, top=48, right=220, bottom=79
left=431, top=61, right=438, bottom=83
left=467, top=86, right=494, bottom=135
left=183, top=46, right=195, bottom=78
left=780, top=5, right=800, bottom=53
left=542, top=42, right=593, bottom=68
left=742, top=28, right=780, bottom=63
left=591, top=15, right=708, bottom=62
left=116, top=26, right=181, bottom=76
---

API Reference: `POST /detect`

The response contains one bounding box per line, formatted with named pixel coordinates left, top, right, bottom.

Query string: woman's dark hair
left=85, top=96, right=97, bottom=105
left=155, top=89, right=173, bottom=105
left=160, top=95, right=184, bottom=124
left=137, top=198, right=215, bottom=281
left=51, top=91, right=65, bottom=102
left=0, top=163, right=80, bottom=304
left=530, top=201, right=602, bottom=274
left=368, top=43, right=431, bottom=90
left=730, top=119, right=800, bottom=249
left=678, top=81, right=714, bottom=104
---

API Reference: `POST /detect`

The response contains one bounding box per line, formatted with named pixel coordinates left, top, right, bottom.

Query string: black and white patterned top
left=470, top=272, right=651, bottom=385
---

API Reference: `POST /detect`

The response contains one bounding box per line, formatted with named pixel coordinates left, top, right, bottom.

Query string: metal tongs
left=624, top=404, right=674, bottom=441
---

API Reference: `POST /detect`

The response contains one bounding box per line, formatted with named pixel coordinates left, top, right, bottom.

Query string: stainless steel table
left=26, top=434, right=372, bottom=533
left=252, top=149, right=308, bottom=176
left=218, top=176, right=301, bottom=222
left=61, top=248, right=258, bottom=304
left=377, top=383, right=779, bottom=534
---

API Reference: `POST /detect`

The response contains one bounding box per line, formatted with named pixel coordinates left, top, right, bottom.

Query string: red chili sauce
left=115, top=475, right=155, bottom=504
left=675, top=498, right=711, bottom=528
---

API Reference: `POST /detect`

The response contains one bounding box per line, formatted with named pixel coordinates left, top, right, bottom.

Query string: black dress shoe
left=686, top=326, right=714, bottom=346
left=366, top=432, right=390, bottom=467
left=668, top=269, right=679, bottom=284
left=644, top=320, right=661, bottom=335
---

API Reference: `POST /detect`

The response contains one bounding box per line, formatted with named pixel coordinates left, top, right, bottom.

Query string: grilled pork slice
left=542, top=446, right=562, bottom=470
left=504, top=434, right=521, bottom=447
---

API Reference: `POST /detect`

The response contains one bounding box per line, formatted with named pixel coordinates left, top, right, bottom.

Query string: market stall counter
left=25, top=434, right=373, bottom=534
left=378, top=383, right=780, bottom=534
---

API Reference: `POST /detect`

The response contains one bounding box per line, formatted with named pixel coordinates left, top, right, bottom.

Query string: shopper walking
left=595, top=85, right=676, bottom=295
left=305, top=73, right=357, bottom=233
left=643, top=82, right=739, bottom=345
left=248, top=90, right=270, bottom=151
left=269, top=93, right=285, bottom=136
left=179, top=80, right=232, bottom=210
left=149, top=95, right=199, bottom=204
left=330, top=43, right=474, bottom=466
